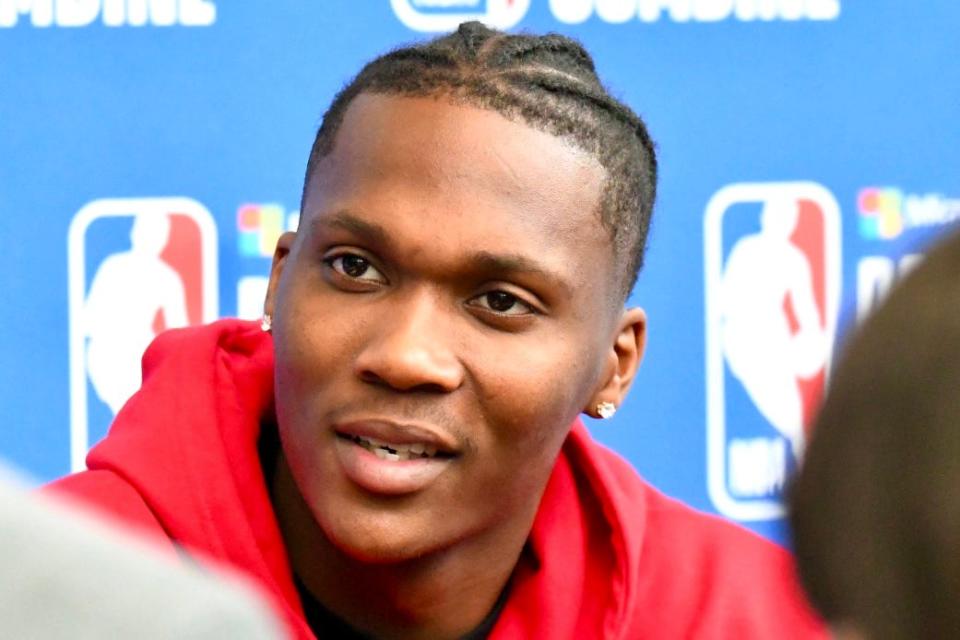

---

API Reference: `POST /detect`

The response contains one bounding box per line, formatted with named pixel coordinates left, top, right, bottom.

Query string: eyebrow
left=469, top=251, right=573, bottom=298
left=309, top=210, right=389, bottom=245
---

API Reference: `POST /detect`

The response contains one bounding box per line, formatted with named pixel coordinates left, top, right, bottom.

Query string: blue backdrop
left=2, top=0, right=958, bottom=544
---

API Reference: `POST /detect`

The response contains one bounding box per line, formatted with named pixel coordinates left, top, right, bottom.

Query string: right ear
left=264, top=231, right=296, bottom=319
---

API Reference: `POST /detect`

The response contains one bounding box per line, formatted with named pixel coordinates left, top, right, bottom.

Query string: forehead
left=303, top=94, right=614, bottom=297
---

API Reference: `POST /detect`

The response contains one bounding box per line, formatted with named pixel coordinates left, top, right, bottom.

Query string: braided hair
left=304, top=21, right=658, bottom=296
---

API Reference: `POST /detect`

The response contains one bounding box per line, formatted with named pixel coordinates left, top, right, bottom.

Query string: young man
left=48, top=23, right=823, bottom=639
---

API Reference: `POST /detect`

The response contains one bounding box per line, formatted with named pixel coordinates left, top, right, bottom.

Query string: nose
left=354, top=290, right=464, bottom=393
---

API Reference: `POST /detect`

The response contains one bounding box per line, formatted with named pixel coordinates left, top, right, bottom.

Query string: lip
left=334, top=419, right=459, bottom=456
left=332, top=419, right=459, bottom=496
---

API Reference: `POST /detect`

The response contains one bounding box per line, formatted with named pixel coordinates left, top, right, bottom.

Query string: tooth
left=351, top=434, right=444, bottom=460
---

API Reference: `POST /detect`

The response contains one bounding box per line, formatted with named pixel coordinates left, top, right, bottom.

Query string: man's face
left=269, top=94, right=635, bottom=561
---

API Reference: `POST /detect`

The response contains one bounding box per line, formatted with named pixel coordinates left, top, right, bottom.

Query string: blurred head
left=264, top=24, right=653, bottom=564
left=790, top=228, right=960, bottom=639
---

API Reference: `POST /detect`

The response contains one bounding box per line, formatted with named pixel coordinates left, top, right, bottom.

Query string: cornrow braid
left=304, top=21, right=658, bottom=296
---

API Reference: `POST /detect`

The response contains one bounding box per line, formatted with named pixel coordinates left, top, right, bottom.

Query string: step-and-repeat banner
left=2, top=1, right=958, bottom=544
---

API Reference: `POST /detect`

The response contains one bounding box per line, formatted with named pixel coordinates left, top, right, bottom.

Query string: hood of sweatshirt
left=80, top=320, right=822, bottom=640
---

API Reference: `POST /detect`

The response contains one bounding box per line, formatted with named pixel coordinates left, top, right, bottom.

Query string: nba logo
left=67, top=198, right=219, bottom=471
left=704, top=183, right=841, bottom=520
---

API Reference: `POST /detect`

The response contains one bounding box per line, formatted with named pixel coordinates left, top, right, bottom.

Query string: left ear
left=584, top=307, right=647, bottom=419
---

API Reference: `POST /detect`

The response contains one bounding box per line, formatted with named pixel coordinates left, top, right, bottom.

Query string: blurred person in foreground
left=790, top=227, right=960, bottom=639
left=0, top=463, right=281, bottom=639
left=46, top=23, right=822, bottom=639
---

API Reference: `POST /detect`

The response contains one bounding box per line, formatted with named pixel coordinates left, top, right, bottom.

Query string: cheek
left=273, top=277, right=370, bottom=396
left=452, top=338, right=599, bottom=521
left=470, top=332, right=601, bottom=468
left=271, top=282, right=363, bottom=470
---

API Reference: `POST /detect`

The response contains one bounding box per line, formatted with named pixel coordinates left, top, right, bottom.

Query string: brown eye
left=325, top=253, right=386, bottom=284
left=470, top=290, right=535, bottom=317
left=341, top=255, right=369, bottom=278
left=487, top=291, right=517, bottom=312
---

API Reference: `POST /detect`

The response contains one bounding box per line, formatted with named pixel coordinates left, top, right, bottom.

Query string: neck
left=271, top=453, right=533, bottom=640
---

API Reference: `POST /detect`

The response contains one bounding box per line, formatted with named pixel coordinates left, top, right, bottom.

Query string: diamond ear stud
left=597, top=402, right=617, bottom=420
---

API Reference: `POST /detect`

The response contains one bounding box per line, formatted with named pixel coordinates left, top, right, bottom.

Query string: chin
left=317, top=500, right=450, bottom=565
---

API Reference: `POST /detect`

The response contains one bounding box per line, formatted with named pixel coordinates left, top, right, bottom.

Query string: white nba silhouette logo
left=704, top=183, right=840, bottom=521
left=68, top=198, right=218, bottom=471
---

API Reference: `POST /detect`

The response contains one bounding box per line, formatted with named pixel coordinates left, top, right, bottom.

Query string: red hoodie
left=47, top=320, right=824, bottom=639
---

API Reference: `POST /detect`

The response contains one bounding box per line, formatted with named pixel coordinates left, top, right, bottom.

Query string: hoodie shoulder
left=140, top=320, right=265, bottom=374
left=567, top=427, right=825, bottom=639
left=636, top=485, right=824, bottom=638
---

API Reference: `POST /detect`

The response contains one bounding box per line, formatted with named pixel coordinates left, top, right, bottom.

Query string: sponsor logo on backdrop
left=0, top=0, right=216, bottom=28
left=237, top=203, right=297, bottom=258
left=855, top=185, right=960, bottom=321
left=68, top=198, right=218, bottom=471
left=704, top=182, right=841, bottom=521
left=549, top=0, right=840, bottom=24
left=857, top=186, right=960, bottom=240
left=391, top=0, right=530, bottom=31
left=235, top=203, right=299, bottom=321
